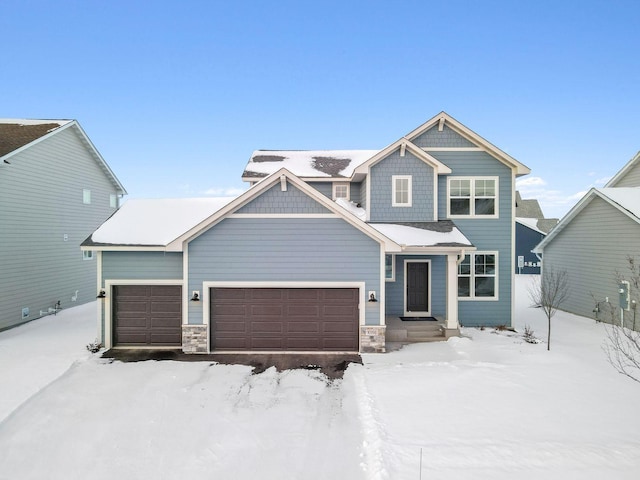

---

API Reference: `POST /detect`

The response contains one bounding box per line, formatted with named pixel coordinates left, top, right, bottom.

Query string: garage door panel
left=210, top=287, right=358, bottom=351
left=113, top=285, right=182, bottom=347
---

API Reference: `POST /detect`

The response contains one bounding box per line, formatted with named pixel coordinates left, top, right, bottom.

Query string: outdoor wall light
left=96, top=290, right=106, bottom=299
left=190, top=291, right=200, bottom=302
left=368, top=291, right=378, bottom=302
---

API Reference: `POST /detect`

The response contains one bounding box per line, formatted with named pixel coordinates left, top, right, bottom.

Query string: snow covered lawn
left=1, top=276, right=639, bottom=479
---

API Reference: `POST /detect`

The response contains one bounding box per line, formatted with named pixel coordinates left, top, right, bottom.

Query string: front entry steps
left=385, top=316, right=458, bottom=344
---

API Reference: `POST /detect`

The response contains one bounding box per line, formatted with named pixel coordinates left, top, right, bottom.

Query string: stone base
left=360, top=325, right=386, bottom=353
left=182, top=325, right=208, bottom=354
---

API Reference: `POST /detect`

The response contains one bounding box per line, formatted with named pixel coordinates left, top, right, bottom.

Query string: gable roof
left=404, top=112, right=531, bottom=175
left=0, top=119, right=126, bottom=194
left=605, top=151, right=640, bottom=187
left=534, top=187, right=640, bottom=252
left=242, top=150, right=378, bottom=180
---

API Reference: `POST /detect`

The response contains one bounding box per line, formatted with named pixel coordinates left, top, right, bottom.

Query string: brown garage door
left=210, top=288, right=359, bottom=351
left=113, top=285, right=182, bottom=346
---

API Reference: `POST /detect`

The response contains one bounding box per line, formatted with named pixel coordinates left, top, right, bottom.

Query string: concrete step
left=407, top=328, right=444, bottom=339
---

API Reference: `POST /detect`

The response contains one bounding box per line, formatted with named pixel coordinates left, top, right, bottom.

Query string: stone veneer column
left=360, top=325, right=386, bottom=353
left=182, top=325, right=208, bottom=354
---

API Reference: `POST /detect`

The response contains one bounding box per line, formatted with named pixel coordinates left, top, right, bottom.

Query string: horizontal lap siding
left=612, top=162, right=640, bottom=187
left=102, top=252, right=183, bottom=280
left=0, top=127, right=119, bottom=330
left=433, top=151, right=513, bottom=326
left=236, top=182, right=330, bottom=214
left=188, top=217, right=381, bottom=325
left=385, top=255, right=446, bottom=316
left=544, top=197, right=640, bottom=324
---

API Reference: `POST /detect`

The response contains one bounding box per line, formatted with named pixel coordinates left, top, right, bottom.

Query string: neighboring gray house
left=534, top=152, right=640, bottom=327
left=0, top=119, right=126, bottom=330
left=83, top=112, right=530, bottom=353
left=515, top=191, right=558, bottom=274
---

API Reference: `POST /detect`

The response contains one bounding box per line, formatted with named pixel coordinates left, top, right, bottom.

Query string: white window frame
left=332, top=182, right=350, bottom=201
left=458, top=251, right=499, bottom=301
left=83, top=250, right=94, bottom=261
left=385, top=254, right=395, bottom=282
left=110, top=194, right=117, bottom=208
left=83, top=189, right=91, bottom=205
left=392, top=175, right=412, bottom=207
left=447, top=176, right=498, bottom=218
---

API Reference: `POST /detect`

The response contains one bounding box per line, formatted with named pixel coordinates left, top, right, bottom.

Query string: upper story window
left=458, top=252, right=498, bottom=300
left=110, top=194, right=117, bottom=208
left=448, top=177, right=498, bottom=218
left=83, top=189, right=91, bottom=205
left=333, top=183, right=350, bottom=200
left=392, top=175, right=412, bottom=207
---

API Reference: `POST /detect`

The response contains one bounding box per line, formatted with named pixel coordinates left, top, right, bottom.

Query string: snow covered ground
left=1, top=276, right=639, bottom=479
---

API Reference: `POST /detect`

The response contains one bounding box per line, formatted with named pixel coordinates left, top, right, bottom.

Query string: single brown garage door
left=113, top=285, right=182, bottom=346
left=210, top=288, right=359, bottom=351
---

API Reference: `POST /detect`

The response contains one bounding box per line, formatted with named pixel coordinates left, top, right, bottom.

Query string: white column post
left=446, top=254, right=459, bottom=330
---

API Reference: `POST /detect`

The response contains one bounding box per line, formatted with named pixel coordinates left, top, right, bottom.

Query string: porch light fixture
left=190, top=291, right=200, bottom=302
left=368, top=291, right=378, bottom=302
left=96, top=290, right=106, bottom=299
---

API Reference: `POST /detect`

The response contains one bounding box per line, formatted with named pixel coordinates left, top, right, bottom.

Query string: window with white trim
left=385, top=254, right=395, bottom=281
left=83, top=250, right=94, bottom=261
left=83, top=189, right=91, bottom=205
left=458, top=252, right=498, bottom=299
left=392, top=175, right=412, bottom=207
left=333, top=183, right=350, bottom=200
left=448, top=177, right=498, bottom=217
left=110, top=194, right=117, bottom=208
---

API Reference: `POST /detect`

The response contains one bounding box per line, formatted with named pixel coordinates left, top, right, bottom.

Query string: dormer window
left=333, top=183, right=350, bottom=200
left=392, top=175, right=412, bottom=207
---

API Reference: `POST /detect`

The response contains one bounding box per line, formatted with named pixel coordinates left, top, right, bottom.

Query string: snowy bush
left=523, top=325, right=541, bottom=344
left=86, top=340, right=103, bottom=354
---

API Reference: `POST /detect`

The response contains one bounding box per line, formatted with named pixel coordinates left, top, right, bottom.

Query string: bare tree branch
left=528, top=267, right=569, bottom=351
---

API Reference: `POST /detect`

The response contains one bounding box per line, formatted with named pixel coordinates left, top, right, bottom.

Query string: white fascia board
left=352, top=138, right=451, bottom=176
left=0, top=120, right=73, bottom=163
left=605, top=151, right=640, bottom=187
left=167, top=167, right=402, bottom=253
left=81, top=245, right=167, bottom=252
left=399, top=245, right=477, bottom=254
left=404, top=112, right=531, bottom=176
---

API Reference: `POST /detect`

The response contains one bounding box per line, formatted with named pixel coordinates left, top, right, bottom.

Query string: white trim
left=403, top=259, right=432, bottom=316
left=365, top=175, right=371, bottom=221
left=82, top=250, right=94, bottom=260
left=353, top=139, right=452, bottom=176
left=332, top=182, right=350, bottom=201
left=511, top=172, right=516, bottom=328
left=432, top=169, right=439, bottom=220
left=457, top=251, right=499, bottom=301
left=384, top=253, right=396, bottom=282
left=182, top=245, right=190, bottom=326
left=605, top=151, right=640, bottom=187
left=82, top=245, right=167, bottom=252
left=96, top=251, right=103, bottom=344
left=392, top=175, right=412, bottom=207
left=103, top=279, right=184, bottom=350
left=379, top=248, right=386, bottom=326
left=447, top=176, right=499, bottom=219
left=229, top=213, right=340, bottom=219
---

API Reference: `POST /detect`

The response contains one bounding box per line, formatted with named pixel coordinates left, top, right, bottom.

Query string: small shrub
left=523, top=325, right=541, bottom=344
left=86, top=339, right=103, bottom=353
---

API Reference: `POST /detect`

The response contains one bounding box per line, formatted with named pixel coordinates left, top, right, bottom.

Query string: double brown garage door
left=112, top=285, right=182, bottom=346
left=210, top=287, right=359, bottom=351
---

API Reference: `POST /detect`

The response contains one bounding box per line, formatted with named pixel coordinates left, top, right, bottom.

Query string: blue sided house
left=83, top=112, right=530, bottom=353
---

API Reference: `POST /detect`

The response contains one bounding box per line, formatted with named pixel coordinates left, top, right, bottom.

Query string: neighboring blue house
left=514, top=191, right=558, bottom=274
left=83, top=112, right=530, bottom=353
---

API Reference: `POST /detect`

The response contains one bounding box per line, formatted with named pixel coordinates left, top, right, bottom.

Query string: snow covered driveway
left=1, top=276, right=640, bottom=479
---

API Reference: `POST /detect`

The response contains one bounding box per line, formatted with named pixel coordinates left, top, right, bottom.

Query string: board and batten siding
left=542, top=196, right=640, bottom=325
left=433, top=151, right=514, bottom=326
left=187, top=217, right=382, bottom=326
left=369, top=149, right=435, bottom=222
left=0, top=126, right=119, bottom=330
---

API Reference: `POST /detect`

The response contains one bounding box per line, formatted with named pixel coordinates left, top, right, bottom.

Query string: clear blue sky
left=2, top=0, right=638, bottom=218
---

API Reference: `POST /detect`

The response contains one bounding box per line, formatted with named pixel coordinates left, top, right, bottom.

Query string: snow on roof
left=598, top=187, right=640, bottom=219
left=516, top=217, right=547, bottom=235
left=89, top=197, right=237, bottom=246
left=369, top=222, right=473, bottom=247
left=0, top=118, right=72, bottom=127
left=335, top=198, right=366, bottom=221
left=243, top=150, right=379, bottom=179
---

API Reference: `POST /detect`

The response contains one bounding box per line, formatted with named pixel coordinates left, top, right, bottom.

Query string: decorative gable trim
left=167, top=168, right=402, bottom=252
left=405, top=112, right=530, bottom=176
